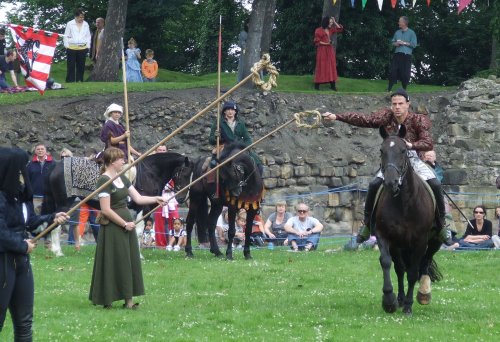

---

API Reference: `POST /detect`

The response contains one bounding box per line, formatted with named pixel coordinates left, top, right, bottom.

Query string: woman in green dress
left=89, top=147, right=164, bottom=309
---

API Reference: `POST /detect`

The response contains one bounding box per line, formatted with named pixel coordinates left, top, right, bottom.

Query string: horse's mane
left=220, top=142, right=247, bottom=161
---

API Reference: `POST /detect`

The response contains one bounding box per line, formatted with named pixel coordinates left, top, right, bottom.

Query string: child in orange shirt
left=141, top=49, right=158, bottom=82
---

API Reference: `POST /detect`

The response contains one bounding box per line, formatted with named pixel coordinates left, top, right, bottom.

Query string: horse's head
left=379, top=125, right=409, bottom=196
left=171, top=156, right=193, bottom=204
left=219, top=143, right=256, bottom=198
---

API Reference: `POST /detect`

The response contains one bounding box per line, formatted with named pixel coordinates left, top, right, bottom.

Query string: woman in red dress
left=314, top=16, right=343, bottom=91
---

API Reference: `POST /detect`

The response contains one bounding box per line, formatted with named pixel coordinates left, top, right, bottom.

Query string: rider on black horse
left=209, top=101, right=263, bottom=175
left=322, top=88, right=448, bottom=244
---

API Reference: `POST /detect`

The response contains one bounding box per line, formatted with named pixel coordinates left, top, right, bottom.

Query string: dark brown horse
left=42, top=152, right=190, bottom=215
left=175, top=142, right=264, bottom=260
left=376, top=125, right=442, bottom=315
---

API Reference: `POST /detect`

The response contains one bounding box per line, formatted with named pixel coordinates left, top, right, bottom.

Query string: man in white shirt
left=63, top=8, right=91, bottom=82
left=284, top=203, right=324, bottom=251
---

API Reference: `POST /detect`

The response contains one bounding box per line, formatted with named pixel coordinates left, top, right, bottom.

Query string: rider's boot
left=209, top=153, right=218, bottom=168
left=357, top=177, right=383, bottom=244
left=427, top=178, right=448, bottom=243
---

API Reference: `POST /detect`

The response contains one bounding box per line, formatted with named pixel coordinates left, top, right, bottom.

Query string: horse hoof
left=244, top=254, right=252, bottom=260
left=185, top=252, right=194, bottom=259
left=226, top=255, right=234, bottom=261
left=417, top=291, right=432, bottom=305
left=382, top=294, right=398, bottom=313
left=402, top=307, right=413, bottom=316
left=214, top=252, right=224, bottom=258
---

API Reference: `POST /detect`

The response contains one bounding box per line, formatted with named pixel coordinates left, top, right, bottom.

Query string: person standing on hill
left=90, top=17, right=105, bottom=65
left=313, top=16, right=343, bottom=91
left=63, top=8, right=91, bottom=82
left=387, top=16, right=417, bottom=92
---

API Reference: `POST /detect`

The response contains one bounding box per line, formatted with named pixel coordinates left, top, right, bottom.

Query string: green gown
left=89, top=175, right=144, bottom=306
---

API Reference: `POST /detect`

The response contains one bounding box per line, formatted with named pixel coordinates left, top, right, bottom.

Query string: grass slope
left=2, top=240, right=498, bottom=341
left=0, top=63, right=452, bottom=106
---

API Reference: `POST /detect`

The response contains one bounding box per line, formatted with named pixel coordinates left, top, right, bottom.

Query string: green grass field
left=0, top=62, right=453, bottom=106
left=2, top=240, right=498, bottom=341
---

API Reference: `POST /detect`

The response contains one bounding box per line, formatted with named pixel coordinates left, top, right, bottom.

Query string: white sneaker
left=166, top=245, right=173, bottom=251
left=173, top=245, right=180, bottom=251
left=492, top=235, right=500, bottom=249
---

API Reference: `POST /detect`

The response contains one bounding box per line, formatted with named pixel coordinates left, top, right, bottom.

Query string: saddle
left=201, top=156, right=217, bottom=184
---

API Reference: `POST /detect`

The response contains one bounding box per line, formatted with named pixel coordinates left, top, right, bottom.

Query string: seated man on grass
left=284, top=203, right=323, bottom=252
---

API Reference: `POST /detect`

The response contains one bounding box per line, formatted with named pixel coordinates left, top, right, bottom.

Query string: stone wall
left=1, top=78, right=499, bottom=235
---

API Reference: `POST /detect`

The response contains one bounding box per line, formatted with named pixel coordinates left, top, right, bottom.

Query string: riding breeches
left=376, top=150, right=436, bottom=181
left=0, top=253, right=34, bottom=342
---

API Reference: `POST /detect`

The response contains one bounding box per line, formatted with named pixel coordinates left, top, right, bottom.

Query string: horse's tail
left=428, top=259, right=442, bottom=282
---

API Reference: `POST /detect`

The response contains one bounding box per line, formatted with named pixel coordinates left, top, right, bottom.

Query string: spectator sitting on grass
left=284, top=203, right=323, bottom=252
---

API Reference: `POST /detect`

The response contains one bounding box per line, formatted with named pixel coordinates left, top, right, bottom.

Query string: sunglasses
left=297, top=210, right=308, bottom=214
left=473, top=210, right=484, bottom=214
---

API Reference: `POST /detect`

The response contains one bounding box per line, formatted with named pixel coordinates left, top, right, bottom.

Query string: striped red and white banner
left=8, top=24, right=59, bottom=94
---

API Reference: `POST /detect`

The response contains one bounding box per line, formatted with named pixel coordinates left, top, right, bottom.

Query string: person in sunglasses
left=284, top=203, right=323, bottom=252
left=448, top=205, right=494, bottom=250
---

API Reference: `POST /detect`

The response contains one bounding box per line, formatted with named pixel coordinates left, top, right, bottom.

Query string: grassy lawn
left=2, top=238, right=498, bottom=341
left=0, top=63, right=453, bottom=106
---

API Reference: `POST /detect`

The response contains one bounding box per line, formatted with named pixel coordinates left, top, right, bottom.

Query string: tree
left=89, top=0, right=128, bottom=81
left=241, top=0, right=277, bottom=85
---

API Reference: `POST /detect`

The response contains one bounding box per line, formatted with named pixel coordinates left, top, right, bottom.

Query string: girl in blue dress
left=125, top=38, right=143, bottom=82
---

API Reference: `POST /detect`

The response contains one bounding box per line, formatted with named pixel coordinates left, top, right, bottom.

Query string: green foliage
left=195, top=0, right=246, bottom=74
left=2, top=243, right=499, bottom=340
left=271, top=0, right=322, bottom=75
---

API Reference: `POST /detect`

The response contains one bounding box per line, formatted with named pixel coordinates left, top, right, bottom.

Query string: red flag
left=391, top=0, right=397, bottom=8
left=8, top=24, right=59, bottom=94
left=458, top=0, right=473, bottom=13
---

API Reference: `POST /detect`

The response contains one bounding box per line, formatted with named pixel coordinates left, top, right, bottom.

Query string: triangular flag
left=378, top=0, right=384, bottom=11
left=458, top=0, right=473, bottom=13
left=412, top=0, right=416, bottom=7
left=8, top=24, right=59, bottom=95
left=362, top=0, right=368, bottom=9
left=401, top=0, right=406, bottom=7
left=351, top=0, right=355, bottom=7
left=332, top=0, right=337, bottom=5
left=427, top=0, right=431, bottom=6
left=391, top=0, right=397, bottom=8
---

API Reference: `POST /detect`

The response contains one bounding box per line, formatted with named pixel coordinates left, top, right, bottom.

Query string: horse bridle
left=380, top=151, right=409, bottom=197
left=173, top=164, right=192, bottom=204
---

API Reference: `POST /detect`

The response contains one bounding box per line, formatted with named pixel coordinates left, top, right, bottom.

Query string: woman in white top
left=63, top=8, right=91, bottom=82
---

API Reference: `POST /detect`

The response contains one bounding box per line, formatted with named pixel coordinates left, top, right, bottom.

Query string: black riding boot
left=357, top=177, right=383, bottom=243
left=314, top=83, right=320, bottom=90
left=427, top=178, right=447, bottom=243
left=330, top=82, right=337, bottom=91
left=210, top=153, right=218, bottom=168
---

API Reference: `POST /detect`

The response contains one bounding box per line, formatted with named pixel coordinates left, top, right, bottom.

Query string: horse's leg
left=184, top=205, right=196, bottom=258
left=207, top=200, right=223, bottom=258
left=243, top=209, right=255, bottom=260
left=417, top=237, right=442, bottom=305
left=378, top=238, right=398, bottom=313
left=50, top=225, right=64, bottom=257
left=402, top=248, right=426, bottom=315
left=225, top=207, right=237, bottom=260
left=392, top=248, right=405, bottom=308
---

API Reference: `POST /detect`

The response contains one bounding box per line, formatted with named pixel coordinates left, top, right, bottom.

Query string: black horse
left=43, top=152, right=190, bottom=215
left=376, top=125, right=442, bottom=315
left=175, top=142, right=264, bottom=260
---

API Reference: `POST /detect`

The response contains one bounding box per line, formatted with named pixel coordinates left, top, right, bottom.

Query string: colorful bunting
left=362, top=0, right=367, bottom=9
left=458, top=0, right=473, bottom=13
left=377, top=0, right=384, bottom=11
left=391, top=0, right=397, bottom=8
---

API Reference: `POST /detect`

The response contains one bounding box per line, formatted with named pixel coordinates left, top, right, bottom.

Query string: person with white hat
left=99, top=103, right=141, bottom=161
